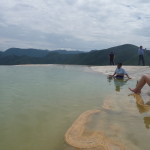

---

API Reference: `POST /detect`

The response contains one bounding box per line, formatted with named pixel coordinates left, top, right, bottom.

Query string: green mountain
left=2, top=48, right=84, bottom=57
left=0, top=44, right=149, bottom=65
left=3, top=48, right=49, bottom=57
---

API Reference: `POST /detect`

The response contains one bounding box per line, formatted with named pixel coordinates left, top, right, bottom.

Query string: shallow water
left=0, top=65, right=149, bottom=150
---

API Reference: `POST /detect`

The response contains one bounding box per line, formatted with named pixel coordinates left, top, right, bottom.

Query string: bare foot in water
left=129, top=88, right=141, bottom=94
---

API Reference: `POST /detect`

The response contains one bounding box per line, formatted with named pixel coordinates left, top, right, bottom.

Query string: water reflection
left=130, top=93, right=150, bottom=129
left=131, top=94, right=150, bottom=113
left=107, top=77, right=129, bottom=92
left=144, top=117, right=150, bottom=129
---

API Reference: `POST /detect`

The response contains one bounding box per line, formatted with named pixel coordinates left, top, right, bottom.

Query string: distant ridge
left=2, top=48, right=84, bottom=57
left=0, top=44, right=150, bottom=65
left=3, top=48, right=49, bottom=57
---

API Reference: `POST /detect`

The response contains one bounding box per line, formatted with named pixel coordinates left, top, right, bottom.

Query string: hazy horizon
left=0, top=0, right=150, bottom=51
left=0, top=43, right=139, bottom=52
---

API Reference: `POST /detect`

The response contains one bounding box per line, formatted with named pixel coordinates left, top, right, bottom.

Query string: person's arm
left=112, top=72, right=116, bottom=77
left=123, top=68, right=131, bottom=79
left=109, top=71, right=116, bottom=78
left=125, top=73, right=131, bottom=79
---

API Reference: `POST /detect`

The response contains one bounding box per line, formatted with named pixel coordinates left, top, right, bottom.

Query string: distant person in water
left=109, top=51, right=115, bottom=65
left=129, top=75, right=150, bottom=94
left=109, top=63, right=131, bottom=79
left=138, top=46, right=146, bottom=66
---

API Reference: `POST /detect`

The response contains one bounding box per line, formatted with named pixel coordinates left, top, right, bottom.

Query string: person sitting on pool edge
left=129, top=75, right=150, bottom=94
left=109, top=63, right=131, bottom=79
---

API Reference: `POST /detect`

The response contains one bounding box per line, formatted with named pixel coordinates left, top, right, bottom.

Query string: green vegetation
left=0, top=44, right=150, bottom=65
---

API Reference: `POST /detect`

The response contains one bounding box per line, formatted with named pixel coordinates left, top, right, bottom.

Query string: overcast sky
left=0, top=0, right=150, bottom=51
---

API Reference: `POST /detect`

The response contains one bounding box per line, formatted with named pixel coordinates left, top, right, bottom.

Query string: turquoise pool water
left=0, top=65, right=149, bottom=150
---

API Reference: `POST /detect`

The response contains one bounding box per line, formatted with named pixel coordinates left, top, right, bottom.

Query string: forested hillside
left=0, top=44, right=150, bottom=65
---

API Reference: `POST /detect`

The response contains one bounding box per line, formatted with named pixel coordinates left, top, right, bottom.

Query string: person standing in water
left=138, top=46, right=146, bottom=66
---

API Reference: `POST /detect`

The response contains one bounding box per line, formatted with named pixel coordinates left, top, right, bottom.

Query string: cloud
left=0, top=0, right=150, bottom=51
